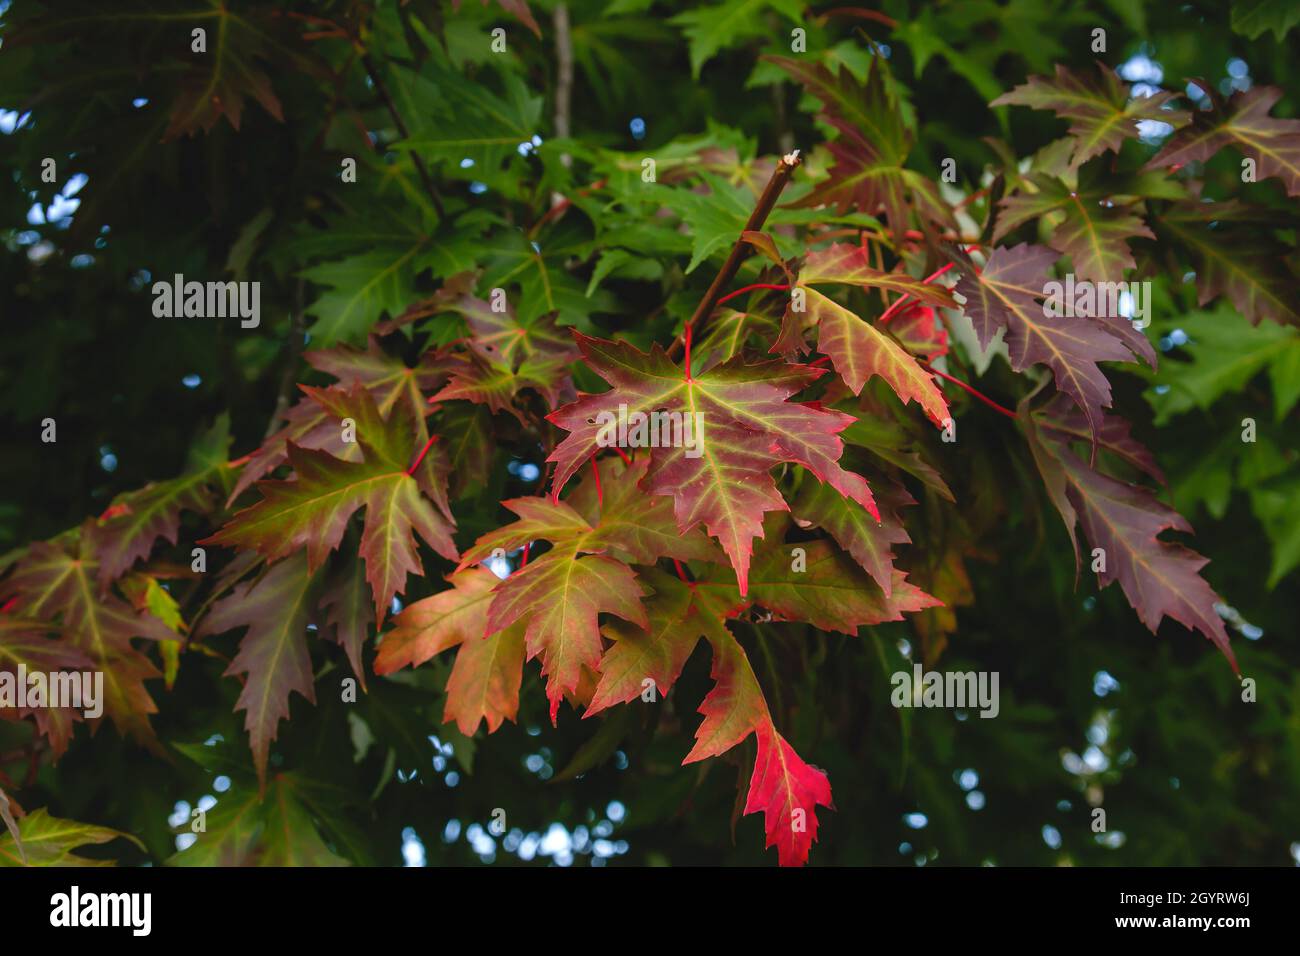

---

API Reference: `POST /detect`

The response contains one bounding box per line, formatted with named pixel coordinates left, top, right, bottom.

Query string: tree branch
left=668, top=150, right=802, bottom=359
left=553, top=4, right=574, bottom=169
left=359, top=51, right=446, bottom=220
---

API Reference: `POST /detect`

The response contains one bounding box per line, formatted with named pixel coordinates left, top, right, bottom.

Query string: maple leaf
left=231, top=339, right=451, bottom=503
left=442, top=620, right=527, bottom=736
left=770, top=56, right=955, bottom=242
left=586, top=567, right=712, bottom=715
left=680, top=600, right=766, bottom=764
left=0, top=616, right=95, bottom=759
left=370, top=564, right=529, bottom=733
left=205, top=385, right=458, bottom=626
left=564, top=456, right=722, bottom=565
left=431, top=352, right=573, bottom=423
left=435, top=404, right=495, bottom=500
left=452, top=0, right=542, bottom=38
left=448, top=456, right=715, bottom=722
left=291, top=199, right=493, bottom=343
left=839, top=409, right=955, bottom=502
left=321, top=558, right=371, bottom=691
left=889, top=303, right=949, bottom=361
left=799, top=286, right=951, bottom=425
left=671, top=0, right=802, bottom=78
left=166, top=773, right=350, bottom=867
left=91, top=415, right=232, bottom=589
left=994, top=172, right=1155, bottom=283
left=547, top=333, right=878, bottom=595
left=1024, top=395, right=1236, bottom=671
left=677, top=600, right=833, bottom=866
left=1145, top=84, right=1300, bottom=197
left=459, top=498, right=651, bottom=721
left=118, top=573, right=186, bottom=691
left=992, top=62, right=1188, bottom=169
left=1144, top=303, right=1300, bottom=425
left=450, top=289, right=579, bottom=373
left=0, top=808, right=144, bottom=867
left=374, top=567, right=499, bottom=676
left=799, top=243, right=958, bottom=308
left=655, top=171, right=799, bottom=275
left=427, top=283, right=580, bottom=413
left=952, top=243, right=1154, bottom=447
left=478, top=225, right=612, bottom=326
left=300, top=250, right=429, bottom=346
left=791, top=473, right=913, bottom=595
left=696, top=515, right=941, bottom=634
left=196, top=552, right=320, bottom=789
left=691, top=306, right=783, bottom=370
left=788, top=245, right=954, bottom=420
left=162, top=7, right=287, bottom=141
left=1231, top=1, right=1300, bottom=41
left=1148, top=198, right=1300, bottom=326
left=0, top=537, right=176, bottom=748
left=746, top=720, right=835, bottom=867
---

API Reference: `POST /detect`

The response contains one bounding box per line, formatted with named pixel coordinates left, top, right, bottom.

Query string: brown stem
left=553, top=4, right=574, bottom=169
left=359, top=51, right=446, bottom=220
left=668, top=150, right=802, bottom=359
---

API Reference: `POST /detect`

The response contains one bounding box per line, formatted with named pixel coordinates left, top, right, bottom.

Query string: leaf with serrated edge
left=953, top=244, right=1152, bottom=448
left=197, top=553, right=319, bottom=789
left=587, top=569, right=708, bottom=715
left=746, top=720, right=834, bottom=867
left=802, top=287, right=950, bottom=424
left=204, top=387, right=457, bottom=625
left=993, top=62, right=1188, bottom=169
left=1146, top=85, right=1300, bottom=197
left=547, top=333, right=878, bottom=594
left=791, top=474, right=912, bottom=594
left=374, top=567, right=500, bottom=675
left=1, top=538, right=175, bottom=748
left=443, top=622, right=526, bottom=735
left=1025, top=399, right=1236, bottom=671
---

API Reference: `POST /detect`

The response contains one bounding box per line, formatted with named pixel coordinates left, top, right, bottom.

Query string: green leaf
left=1251, top=477, right=1300, bottom=586
left=1231, top=0, right=1300, bottom=40
left=670, top=0, right=803, bottom=78
left=0, top=809, right=144, bottom=867
left=165, top=774, right=350, bottom=866
left=1144, top=304, right=1300, bottom=424
left=790, top=472, right=912, bottom=593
